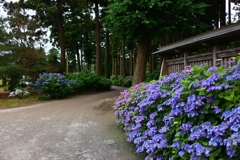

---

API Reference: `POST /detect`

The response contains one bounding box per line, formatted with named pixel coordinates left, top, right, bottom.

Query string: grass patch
left=0, top=97, right=42, bottom=109
left=0, top=86, right=6, bottom=92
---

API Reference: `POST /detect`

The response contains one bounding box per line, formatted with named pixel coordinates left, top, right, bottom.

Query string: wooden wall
left=162, top=47, right=240, bottom=75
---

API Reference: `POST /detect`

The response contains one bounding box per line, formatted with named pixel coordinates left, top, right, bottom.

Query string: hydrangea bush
left=34, top=71, right=111, bottom=99
left=34, top=73, right=73, bottom=99
left=113, top=59, right=240, bottom=159
left=9, top=88, right=30, bottom=98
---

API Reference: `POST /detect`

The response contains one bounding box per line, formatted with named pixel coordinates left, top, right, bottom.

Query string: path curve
left=0, top=86, right=141, bottom=160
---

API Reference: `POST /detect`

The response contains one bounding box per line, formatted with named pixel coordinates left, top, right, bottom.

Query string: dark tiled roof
left=152, top=22, right=240, bottom=55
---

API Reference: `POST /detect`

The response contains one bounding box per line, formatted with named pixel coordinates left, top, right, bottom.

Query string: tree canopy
left=105, top=0, right=208, bottom=42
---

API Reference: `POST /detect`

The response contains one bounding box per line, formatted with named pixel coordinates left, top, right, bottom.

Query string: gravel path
left=0, top=86, right=142, bottom=160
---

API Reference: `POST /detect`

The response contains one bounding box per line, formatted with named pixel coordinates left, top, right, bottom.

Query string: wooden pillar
left=184, top=52, right=189, bottom=68
left=159, top=56, right=163, bottom=76
left=160, top=56, right=168, bottom=76
left=213, top=44, right=219, bottom=66
left=160, top=57, right=164, bottom=76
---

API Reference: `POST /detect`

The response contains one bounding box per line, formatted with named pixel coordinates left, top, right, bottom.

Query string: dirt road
left=0, top=86, right=142, bottom=160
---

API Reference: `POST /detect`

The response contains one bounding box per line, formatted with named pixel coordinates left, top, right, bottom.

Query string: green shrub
left=94, top=76, right=111, bottom=91
left=65, top=71, right=111, bottom=92
left=145, top=70, right=160, bottom=82
left=38, top=94, right=51, bottom=100
left=110, top=75, right=125, bottom=86
left=123, top=76, right=133, bottom=87
left=116, top=75, right=123, bottom=86
left=110, top=75, right=117, bottom=85
left=0, top=65, right=27, bottom=91
left=110, top=75, right=124, bottom=86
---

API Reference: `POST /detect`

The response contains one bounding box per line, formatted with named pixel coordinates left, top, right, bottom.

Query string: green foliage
left=145, top=70, right=160, bottom=82
left=37, top=95, right=51, bottom=100
left=83, top=42, right=95, bottom=68
left=0, top=18, right=19, bottom=66
left=116, top=75, right=123, bottom=86
left=0, top=12, right=48, bottom=83
left=65, top=70, right=111, bottom=92
left=97, top=76, right=112, bottom=91
left=123, top=76, right=133, bottom=87
left=105, top=0, right=208, bottom=42
left=110, top=75, right=133, bottom=87
left=231, top=41, right=240, bottom=48
left=17, top=47, right=48, bottom=83
left=110, top=75, right=117, bottom=85
left=46, top=48, right=61, bottom=72
left=0, top=65, right=27, bottom=91
left=21, top=0, right=93, bottom=73
left=3, top=2, right=48, bottom=49
left=110, top=75, right=124, bottom=86
left=47, top=48, right=59, bottom=64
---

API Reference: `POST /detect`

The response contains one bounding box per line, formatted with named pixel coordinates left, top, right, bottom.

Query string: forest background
left=0, top=0, right=239, bottom=87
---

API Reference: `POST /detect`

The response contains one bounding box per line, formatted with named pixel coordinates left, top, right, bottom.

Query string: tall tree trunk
left=95, top=0, right=101, bottom=75
left=148, top=39, right=153, bottom=74
left=105, top=30, right=110, bottom=78
left=115, top=57, right=118, bottom=76
left=58, top=1, right=66, bottom=73
left=129, top=48, right=133, bottom=76
left=120, top=40, right=126, bottom=78
left=71, top=50, right=77, bottom=72
left=165, top=34, right=172, bottom=45
left=220, top=0, right=226, bottom=27
left=81, top=49, right=83, bottom=70
left=133, top=50, right=137, bottom=74
left=76, top=47, right=81, bottom=72
left=215, top=0, right=219, bottom=28
left=132, top=39, right=148, bottom=85
left=112, top=58, right=116, bottom=75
